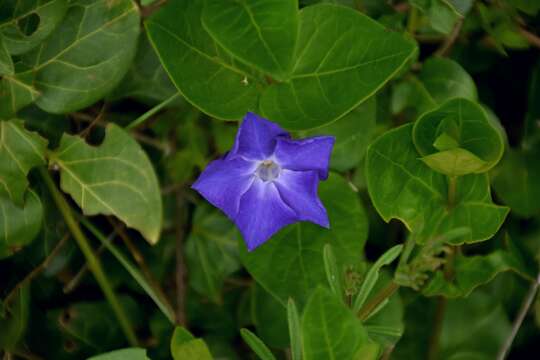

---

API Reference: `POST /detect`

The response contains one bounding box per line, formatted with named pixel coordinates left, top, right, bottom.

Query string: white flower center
left=255, top=160, right=281, bottom=182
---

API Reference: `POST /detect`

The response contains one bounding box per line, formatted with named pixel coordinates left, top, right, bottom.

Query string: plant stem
left=125, top=93, right=181, bottom=130
left=447, top=176, right=457, bottom=208
left=407, top=6, right=419, bottom=35
left=175, top=188, right=188, bottom=326
left=39, top=167, right=138, bottom=346
left=358, top=281, right=399, bottom=321
left=496, top=273, right=540, bottom=360
left=427, top=297, right=447, bottom=360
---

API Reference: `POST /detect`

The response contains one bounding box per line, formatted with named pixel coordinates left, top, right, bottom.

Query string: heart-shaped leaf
left=146, top=0, right=260, bottom=120
left=366, top=123, right=508, bottom=245
left=50, top=124, right=162, bottom=244
left=240, top=173, right=368, bottom=308
left=0, top=120, right=47, bottom=204
left=202, top=0, right=298, bottom=80
left=21, top=0, right=140, bottom=113
left=88, top=348, right=149, bottom=360
left=260, top=4, right=416, bottom=130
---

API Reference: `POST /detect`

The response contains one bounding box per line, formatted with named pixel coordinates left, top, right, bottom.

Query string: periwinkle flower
left=192, top=113, right=335, bottom=251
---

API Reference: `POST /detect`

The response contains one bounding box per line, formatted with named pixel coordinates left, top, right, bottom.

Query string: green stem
left=398, top=233, right=416, bottom=272
left=447, top=176, right=457, bottom=208
left=125, top=92, right=181, bottom=130
left=358, top=281, right=399, bottom=321
left=39, top=167, right=138, bottom=346
left=407, top=6, right=419, bottom=35
left=427, top=296, right=447, bottom=360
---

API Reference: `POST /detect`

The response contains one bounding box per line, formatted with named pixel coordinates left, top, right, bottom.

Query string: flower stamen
left=256, top=160, right=281, bottom=182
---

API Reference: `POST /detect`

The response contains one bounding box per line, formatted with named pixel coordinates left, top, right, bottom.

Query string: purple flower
left=192, top=113, right=335, bottom=251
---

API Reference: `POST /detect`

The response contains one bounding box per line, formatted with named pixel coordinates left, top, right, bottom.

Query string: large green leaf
left=422, top=250, right=530, bottom=298
left=260, top=4, right=416, bottom=130
left=87, top=348, right=149, bottom=360
left=252, top=284, right=290, bottom=348
left=303, top=97, right=376, bottom=171
left=0, top=120, right=47, bottom=205
left=0, top=35, right=14, bottom=75
left=412, top=98, right=505, bottom=176
left=302, top=287, right=368, bottom=360
left=366, top=124, right=508, bottom=245
left=21, top=0, right=140, bottom=113
left=202, top=0, right=298, bottom=80
left=146, top=0, right=260, bottom=120
left=240, top=173, right=368, bottom=308
left=50, top=124, right=162, bottom=244
left=0, top=0, right=68, bottom=55
left=185, top=205, right=241, bottom=302
left=0, top=72, right=40, bottom=119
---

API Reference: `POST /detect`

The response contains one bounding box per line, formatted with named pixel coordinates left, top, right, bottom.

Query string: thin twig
left=63, top=243, right=107, bottom=294
left=132, top=133, right=171, bottom=153
left=519, top=28, right=540, bottom=49
left=4, top=234, right=70, bottom=306
left=496, top=273, right=540, bottom=360
left=435, top=19, right=464, bottom=57
left=175, top=188, right=187, bottom=326
left=79, top=102, right=109, bottom=138
left=358, top=281, right=400, bottom=321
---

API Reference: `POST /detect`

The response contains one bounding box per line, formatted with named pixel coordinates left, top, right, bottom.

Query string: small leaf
left=146, top=0, right=260, bottom=120
left=0, top=0, right=69, bottom=55
left=366, top=123, right=508, bottom=245
left=0, top=120, right=47, bottom=204
left=50, top=124, right=162, bottom=244
left=302, top=288, right=369, bottom=360
left=240, top=328, right=277, bottom=360
left=323, top=244, right=343, bottom=299
left=412, top=98, right=505, bottom=176
left=0, top=72, right=40, bottom=119
left=0, top=189, right=43, bottom=259
left=260, top=4, right=416, bottom=130
left=433, top=132, right=459, bottom=151
left=287, top=298, right=302, bottom=360
left=21, top=0, right=140, bottom=113
left=0, top=285, right=30, bottom=351
left=353, top=244, right=402, bottom=313
left=87, top=348, right=149, bottom=360
left=0, top=35, right=14, bottom=75
left=202, top=0, right=298, bottom=80
left=240, top=173, right=368, bottom=308
left=170, top=326, right=213, bottom=360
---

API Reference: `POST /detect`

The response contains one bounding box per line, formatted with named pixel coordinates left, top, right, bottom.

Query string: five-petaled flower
left=192, top=113, right=335, bottom=251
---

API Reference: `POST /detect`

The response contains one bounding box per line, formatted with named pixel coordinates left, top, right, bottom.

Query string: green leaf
left=323, top=244, right=343, bottom=299
left=170, top=326, right=214, bottom=360
left=0, top=0, right=69, bottom=55
left=50, top=124, right=162, bottom=244
left=240, top=173, right=368, bottom=307
left=419, top=57, right=477, bottom=104
left=0, top=119, right=47, bottom=204
left=302, top=287, right=368, bottom=360
left=0, top=285, right=29, bottom=351
left=423, top=250, right=531, bottom=298
left=21, top=0, right=140, bottom=113
left=0, top=189, right=43, bottom=258
left=366, top=123, right=508, bottom=245
left=260, top=4, right=416, bottom=130
left=87, top=348, right=149, bottom=360
left=0, top=72, right=40, bottom=119
left=240, top=328, right=277, bottom=360
left=303, top=96, right=376, bottom=171
left=0, top=35, right=14, bottom=75
left=185, top=205, right=241, bottom=302
left=146, top=0, right=260, bottom=120
left=412, top=98, right=505, bottom=176
left=287, top=298, right=302, bottom=360
left=492, top=148, right=540, bottom=217
left=202, top=0, right=298, bottom=80
left=252, top=284, right=289, bottom=348
left=353, top=245, right=402, bottom=313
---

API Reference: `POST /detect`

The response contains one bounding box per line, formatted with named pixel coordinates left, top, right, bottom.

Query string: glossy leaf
left=146, top=0, right=260, bottom=120
left=0, top=0, right=68, bottom=55
left=412, top=98, right=505, bottom=176
left=423, top=250, right=531, bottom=298
left=0, top=119, right=47, bottom=204
left=240, top=173, right=368, bottom=307
left=87, top=348, right=149, bottom=360
left=366, top=124, right=508, bottom=245
left=50, top=124, right=162, bottom=244
left=240, top=328, right=276, bottom=360
left=302, top=287, right=369, bottom=360
left=185, top=205, right=241, bottom=302
left=0, top=189, right=43, bottom=258
left=202, top=0, right=298, bottom=80
left=0, top=72, right=40, bottom=119
left=260, top=4, right=416, bottom=130
left=21, top=0, right=140, bottom=113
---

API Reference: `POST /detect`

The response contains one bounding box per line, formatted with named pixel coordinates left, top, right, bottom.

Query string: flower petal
left=235, top=178, right=297, bottom=251
left=192, top=157, right=256, bottom=219
left=274, top=136, right=335, bottom=180
left=274, top=169, right=329, bottom=228
left=228, top=112, right=289, bottom=161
